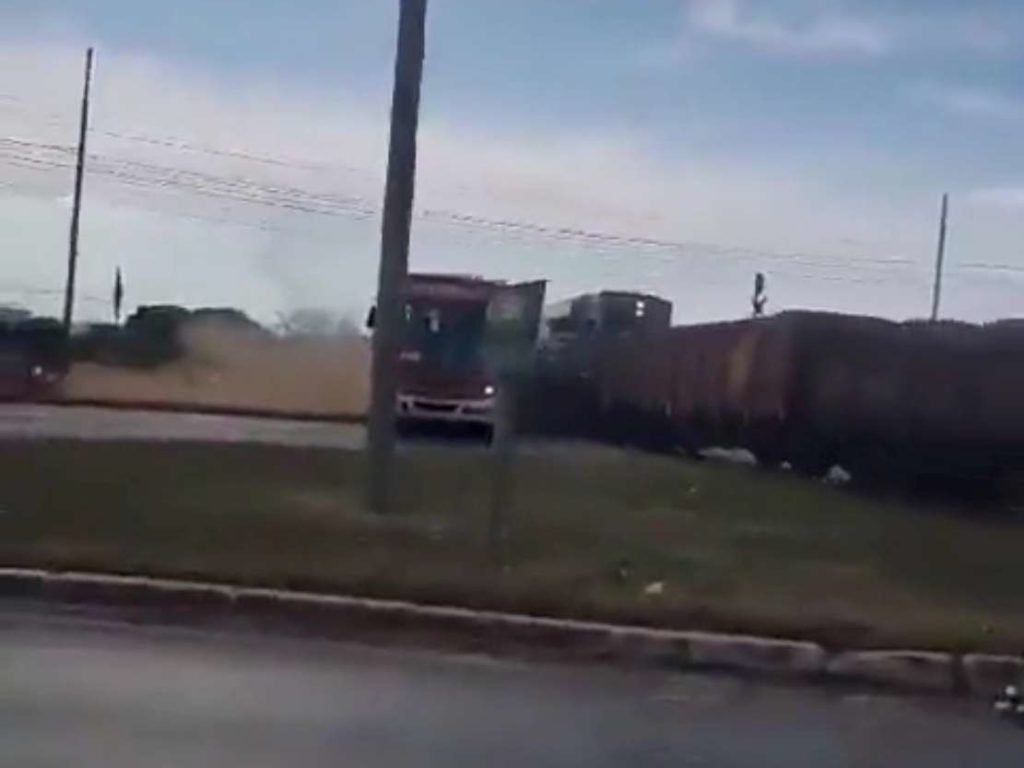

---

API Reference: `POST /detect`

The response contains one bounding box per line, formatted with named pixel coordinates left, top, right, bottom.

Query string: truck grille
left=414, top=400, right=458, bottom=413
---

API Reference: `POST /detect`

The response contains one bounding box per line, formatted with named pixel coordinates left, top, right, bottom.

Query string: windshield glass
left=403, top=299, right=487, bottom=373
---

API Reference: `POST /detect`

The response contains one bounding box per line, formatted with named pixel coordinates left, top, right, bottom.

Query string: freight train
left=533, top=295, right=1024, bottom=492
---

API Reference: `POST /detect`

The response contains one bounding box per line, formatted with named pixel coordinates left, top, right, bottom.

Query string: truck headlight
left=483, top=384, right=496, bottom=397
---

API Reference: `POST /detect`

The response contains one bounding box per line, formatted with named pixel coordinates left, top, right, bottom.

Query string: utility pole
left=62, top=47, right=94, bottom=335
left=367, top=0, right=428, bottom=514
left=751, top=272, right=767, bottom=318
left=113, top=266, right=124, bottom=325
left=930, top=192, right=949, bottom=322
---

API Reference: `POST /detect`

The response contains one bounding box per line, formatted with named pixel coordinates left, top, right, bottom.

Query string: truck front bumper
left=396, top=394, right=496, bottom=426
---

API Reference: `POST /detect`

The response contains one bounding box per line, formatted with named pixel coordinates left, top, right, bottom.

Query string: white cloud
left=915, top=84, right=1024, bottom=121
left=687, top=0, right=889, bottom=57
left=679, top=1, right=1018, bottom=61
left=957, top=16, right=1013, bottom=55
left=1, top=38, right=1019, bottom=324
left=970, top=187, right=1024, bottom=208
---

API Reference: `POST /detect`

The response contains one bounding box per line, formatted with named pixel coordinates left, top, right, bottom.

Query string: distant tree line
left=71, top=305, right=360, bottom=369
left=71, top=305, right=267, bottom=369
left=1, top=303, right=361, bottom=372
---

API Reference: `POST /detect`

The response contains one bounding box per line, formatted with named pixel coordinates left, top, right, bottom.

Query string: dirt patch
left=60, top=320, right=370, bottom=418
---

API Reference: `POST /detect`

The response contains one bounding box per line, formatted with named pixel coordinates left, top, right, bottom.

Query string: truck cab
left=395, top=274, right=500, bottom=432
left=368, top=273, right=546, bottom=437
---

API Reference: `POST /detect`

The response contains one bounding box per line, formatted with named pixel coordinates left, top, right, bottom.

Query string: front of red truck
left=394, top=274, right=501, bottom=434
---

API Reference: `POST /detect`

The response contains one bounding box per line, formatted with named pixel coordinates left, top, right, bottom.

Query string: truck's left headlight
left=483, top=384, right=496, bottom=397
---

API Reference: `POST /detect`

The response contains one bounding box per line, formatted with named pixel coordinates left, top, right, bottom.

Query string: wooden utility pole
left=930, top=192, right=949, bottom=322
left=367, top=0, right=428, bottom=514
left=113, top=266, right=124, bottom=325
left=62, top=47, right=94, bottom=334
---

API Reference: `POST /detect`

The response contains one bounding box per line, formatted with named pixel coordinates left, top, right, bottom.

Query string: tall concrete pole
left=367, top=0, right=427, bottom=514
left=62, top=47, right=94, bottom=334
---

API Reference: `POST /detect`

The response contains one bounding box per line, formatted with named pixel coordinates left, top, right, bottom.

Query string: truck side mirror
left=366, top=306, right=376, bottom=329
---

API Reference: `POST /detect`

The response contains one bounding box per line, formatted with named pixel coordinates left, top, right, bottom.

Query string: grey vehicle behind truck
left=0, top=316, right=67, bottom=400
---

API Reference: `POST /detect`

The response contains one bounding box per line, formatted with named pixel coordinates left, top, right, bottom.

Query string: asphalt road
left=0, top=404, right=630, bottom=458
left=0, top=404, right=367, bottom=449
left=1, top=610, right=1021, bottom=767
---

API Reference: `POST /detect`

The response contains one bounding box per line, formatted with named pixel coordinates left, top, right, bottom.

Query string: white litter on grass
left=643, top=581, right=665, bottom=596
left=824, top=465, right=853, bottom=485
left=994, top=685, right=1024, bottom=719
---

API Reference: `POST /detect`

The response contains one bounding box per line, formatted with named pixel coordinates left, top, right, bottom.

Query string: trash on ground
left=824, top=465, right=853, bottom=486
left=643, top=581, right=665, bottom=596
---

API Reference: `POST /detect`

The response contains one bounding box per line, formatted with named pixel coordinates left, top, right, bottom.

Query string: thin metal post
left=489, top=375, right=516, bottom=566
left=367, top=0, right=428, bottom=514
left=931, top=193, right=949, bottom=322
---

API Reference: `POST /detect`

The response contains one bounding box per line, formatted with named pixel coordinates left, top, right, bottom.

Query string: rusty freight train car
left=588, top=311, right=1024, bottom=489
left=782, top=314, right=1024, bottom=484
left=592, top=314, right=796, bottom=459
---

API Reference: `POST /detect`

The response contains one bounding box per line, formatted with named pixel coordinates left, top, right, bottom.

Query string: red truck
left=374, top=273, right=545, bottom=437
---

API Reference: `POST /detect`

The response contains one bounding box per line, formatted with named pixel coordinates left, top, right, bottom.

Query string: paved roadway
left=0, top=404, right=367, bottom=449
left=1, top=609, right=1021, bottom=767
left=0, top=404, right=631, bottom=459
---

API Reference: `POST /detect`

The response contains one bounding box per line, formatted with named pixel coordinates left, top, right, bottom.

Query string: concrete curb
left=963, top=654, right=1024, bottom=699
left=825, top=650, right=957, bottom=694
left=1, top=568, right=1019, bottom=698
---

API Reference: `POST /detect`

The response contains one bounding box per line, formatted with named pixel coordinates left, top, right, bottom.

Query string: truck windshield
left=404, top=300, right=487, bottom=372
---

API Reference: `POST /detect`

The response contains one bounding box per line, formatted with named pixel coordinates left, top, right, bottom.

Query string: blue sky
left=0, top=0, right=1022, bottom=323
left=13, top=0, right=1021, bottom=169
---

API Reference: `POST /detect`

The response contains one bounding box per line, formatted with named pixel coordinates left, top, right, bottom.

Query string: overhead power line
left=2, top=130, right=921, bottom=270
left=0, top=281, right=108, bottom=305
left=956, top=262, right=1024, bottom=275
left=1, top=93, right=1022, bottom=275
left=0, top=92, right=375, bottom=177
left=1, top=132, right=1020, bottom=285
left=0, top=135, right=922, bottom=272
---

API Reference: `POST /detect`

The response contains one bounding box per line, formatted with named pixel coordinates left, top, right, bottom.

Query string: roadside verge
left=2, top=567, right=1019, bottom=698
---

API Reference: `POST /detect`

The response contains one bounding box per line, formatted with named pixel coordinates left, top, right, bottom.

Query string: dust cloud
left=61, top=320, right=370, bottom=418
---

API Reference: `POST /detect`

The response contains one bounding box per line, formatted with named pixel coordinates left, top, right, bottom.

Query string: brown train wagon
left=590, top=315, right=796, bottom=456
left=591, top=310, right=1024, bottom=487
left=900, top=322, right=998, bottom=469
left=788, top=315, right=1024, bottom=482
left=780, top=312, right=912, bottom=474
left=646, top=311, right=922, bottom=472
left=660, top=317, right=796, bottom=458
left=899, top=320, right=1024, bottom=482
left=519, top=364, right=603, bottom=438
left=591, top=330, right=676, bottom=450
left=975, top=322, right=1024, bottom=452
